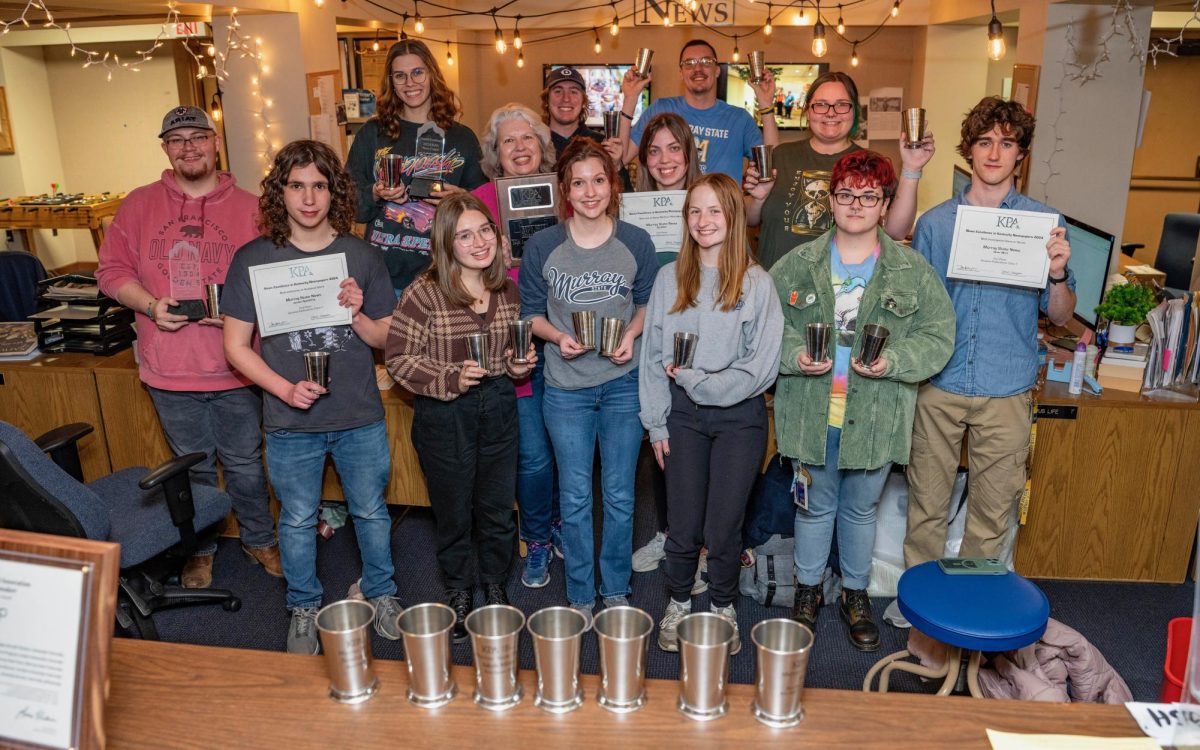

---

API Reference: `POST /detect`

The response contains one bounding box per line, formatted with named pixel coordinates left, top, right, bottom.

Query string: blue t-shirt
left=630, top=97, right=763, bottom=183
left=828, top=240, right=878, bottom=428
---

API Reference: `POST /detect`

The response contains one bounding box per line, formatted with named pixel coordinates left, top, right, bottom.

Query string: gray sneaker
left=346, top=578, right=364, bottom=600
left=370, top=595, right=404, bottom=640
left=632, top=531, right=667, bottom=572
left=691, top=564, right=709, bottom=595
left=711, top=603, right=742, bottom=656
left=569, top=601, right=594, bottom=631
left=602, top=595, right=629, bottom=608
left=657, top=598, right=692, bottom=652
left=287, top=606, right=320, bottom=655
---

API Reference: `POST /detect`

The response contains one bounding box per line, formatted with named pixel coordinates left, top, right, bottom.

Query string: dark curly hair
left=258, top=140, right=357, bottom=247
left=958, top=96, right=1036, bottom=164
left=376, top=40, right=461, bottom=137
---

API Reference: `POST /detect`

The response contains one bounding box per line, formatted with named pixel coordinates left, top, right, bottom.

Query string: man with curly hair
left=96, top=105, right=278, bottom=591
left=222, top=140, right=403, bottom=655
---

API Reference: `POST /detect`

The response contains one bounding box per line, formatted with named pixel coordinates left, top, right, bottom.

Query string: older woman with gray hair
left=470, top=103, right=561, bottom=590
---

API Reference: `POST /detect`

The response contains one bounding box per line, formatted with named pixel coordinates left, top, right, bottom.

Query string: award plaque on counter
left=496, top=173, right=559, bottom=260
left=407, top=122, right=447, bottom=199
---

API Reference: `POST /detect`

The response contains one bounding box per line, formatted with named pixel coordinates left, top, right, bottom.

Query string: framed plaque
left=408, top=122, right=446, bottom=198
left=495, top=173, right=559, bottom=260
left=0, top=530, right=119, bottom=750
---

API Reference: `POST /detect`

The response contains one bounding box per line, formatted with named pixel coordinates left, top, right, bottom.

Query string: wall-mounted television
left=544, top=64, right=651, bottom=129
left=720, top=62, right=829, bottom=130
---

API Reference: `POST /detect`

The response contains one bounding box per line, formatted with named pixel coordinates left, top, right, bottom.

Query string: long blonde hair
left=671, top=173, right=754, bottom=314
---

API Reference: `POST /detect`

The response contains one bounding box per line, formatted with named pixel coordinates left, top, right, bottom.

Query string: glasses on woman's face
left=391, top=68, right=428, bottom=86
left=832, top=191, right=883, bottom=208
left=453, top=224, right=497, bottom=246
left=809, top=100, right=854, bottom=115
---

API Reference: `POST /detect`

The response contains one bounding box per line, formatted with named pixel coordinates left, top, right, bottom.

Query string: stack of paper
left=0, top=322, right=38, bottom=361
left=1143, top=293, right=1200, bottom=399
left=1097, top=344, right=1149, bottom=393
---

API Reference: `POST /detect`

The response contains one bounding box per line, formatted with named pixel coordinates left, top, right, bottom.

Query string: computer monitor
left=544, top=64, right=650, bottom=129
left=952, top=165, right=971, bottom=199
left=1063, top=215, right=1116, bottom=329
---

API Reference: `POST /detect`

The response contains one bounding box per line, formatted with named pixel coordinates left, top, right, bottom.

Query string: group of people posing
left=95, top=36, right=1074, bottom=658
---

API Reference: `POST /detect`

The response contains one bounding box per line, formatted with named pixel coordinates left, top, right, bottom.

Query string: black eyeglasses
left=809, top=101, right=854, bottom=115
left=832, top=191, right=883, bottom=207
left=163, top=133, right=213, bottom=149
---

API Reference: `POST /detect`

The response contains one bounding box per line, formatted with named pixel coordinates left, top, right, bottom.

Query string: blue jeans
left=543, top=369, right=643, bottom=606
left=517, top=361, right=558, bottom=544
left=266, top=420, right=396, bottom=610
left=794, top=425, right=891, bottom=591
left=148, top=386, right=274, bottom=554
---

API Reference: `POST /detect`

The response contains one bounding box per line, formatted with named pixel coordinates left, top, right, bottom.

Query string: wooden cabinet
left=1016, top=380, right=1200, bottom=582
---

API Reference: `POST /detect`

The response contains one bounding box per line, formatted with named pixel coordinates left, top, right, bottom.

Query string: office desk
left=1016, top=380, right=1200, bottom=582
left=105, top=639, right=1142, bottom=749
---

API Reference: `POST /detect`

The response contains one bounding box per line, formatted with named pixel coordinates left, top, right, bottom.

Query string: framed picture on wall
left=0, top=87, right=14, bottom=154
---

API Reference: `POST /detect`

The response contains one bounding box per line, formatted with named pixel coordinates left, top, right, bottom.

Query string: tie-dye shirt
left=828, top=240, right=879, bottom=428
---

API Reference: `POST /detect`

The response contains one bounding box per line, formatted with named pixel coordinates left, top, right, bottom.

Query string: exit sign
left=168, top=21, right=209, bottom=38
left=634, top=0, right=735, bottom=26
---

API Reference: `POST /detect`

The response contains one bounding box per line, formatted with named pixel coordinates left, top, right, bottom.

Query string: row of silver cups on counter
left=316, top=600, right=814, bottom=727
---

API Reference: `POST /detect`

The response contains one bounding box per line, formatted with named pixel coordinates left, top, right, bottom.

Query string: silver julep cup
left=603, top=110, right=621, bottom=140
left=316, top=599, right=379, bottom=704
left=203, top=283, right=221, bottom=318
left=806, top=322, right=831, bottom=363
left=858, top=323, right=890, bottom=367
left=673, top=331, right=698, bottom=369
left=465, top=332, right=490, bottom=370
left=635, top=48, right=654, bottom=78
left=749, top=50, right=766, bottom=83
left=594, top=606, right=653, bottom=713
left=676, top=612, right=734, bottom=721
left=527, top=606, right=587, bottom=713
left=572, top=310, right=596, bottom=350
left=903, top=107, right=926, bottom=148
left=751, top=144, right=773, bottom=180
left=304, top=351, right=329, bottom=389
left=465, top=604, right=525, bottom=711
left=509, top=320, right=533, bottom=364
left=750, top=618, right=813, bottom=728
left=381, top=153, right=405, bottom=189
left=398, top=602, right=457, bottom=708
left=600, top=317, right=626, bottom=359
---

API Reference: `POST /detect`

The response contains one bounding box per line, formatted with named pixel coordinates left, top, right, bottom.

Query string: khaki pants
left=903, top=383, right=1032, bottom=568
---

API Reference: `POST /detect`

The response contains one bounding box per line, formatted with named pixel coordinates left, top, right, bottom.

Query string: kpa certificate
left=947, top=205, right=1059, bottom=289
left=621, top=191, right=688, bottom=258
left=249, top=253, right=352, bottom=336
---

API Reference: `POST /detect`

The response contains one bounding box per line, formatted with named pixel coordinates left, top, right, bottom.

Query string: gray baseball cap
left=159, top=105, right=216, bottom=138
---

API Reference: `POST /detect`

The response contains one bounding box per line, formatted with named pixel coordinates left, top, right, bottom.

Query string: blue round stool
left=863, top=560, right=1050, bottom=697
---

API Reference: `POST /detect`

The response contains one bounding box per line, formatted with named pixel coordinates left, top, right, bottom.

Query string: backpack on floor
left=739, top=533, right=796, bottom=608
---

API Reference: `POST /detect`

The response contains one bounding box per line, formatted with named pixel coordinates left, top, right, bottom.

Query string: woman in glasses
left=347, top=40, right=487, bottom=294
left=770, top=150, right=954, bottom=652
left=746, top=71, right=935, bottom=270
left=386, top=193, right=536, bottom=641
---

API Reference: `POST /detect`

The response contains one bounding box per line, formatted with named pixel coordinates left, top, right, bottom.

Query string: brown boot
left=181, top=554, right=214, bottom=588
left=242, top=544, right=283, bottom=578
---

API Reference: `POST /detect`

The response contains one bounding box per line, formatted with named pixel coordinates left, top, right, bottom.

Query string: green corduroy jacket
left=770, top=228, right=956, bottom=470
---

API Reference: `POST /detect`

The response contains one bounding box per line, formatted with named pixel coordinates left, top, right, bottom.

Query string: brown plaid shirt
left=385, top=274, right=521, bottom=401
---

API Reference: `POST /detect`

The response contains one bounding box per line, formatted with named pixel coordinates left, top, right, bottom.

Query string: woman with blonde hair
left=639, top=172, right=783, bottom=655
left=347, top=39, right=486, bottom=293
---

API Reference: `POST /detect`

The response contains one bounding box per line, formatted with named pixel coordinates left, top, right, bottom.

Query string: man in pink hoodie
left=96, top=105, right=279, bottom=589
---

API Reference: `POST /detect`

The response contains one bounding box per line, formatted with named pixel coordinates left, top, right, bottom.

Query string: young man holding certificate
left=904, top=97, right=1074, bottom=568
left=222, top=140, right=403, bottom=655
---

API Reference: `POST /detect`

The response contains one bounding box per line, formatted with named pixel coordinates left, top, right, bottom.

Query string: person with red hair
left=770, top=149, right=955, bottom=652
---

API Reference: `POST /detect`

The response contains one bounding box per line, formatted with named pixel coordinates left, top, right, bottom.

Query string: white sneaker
left=883, top=598, right=910, bottom=628
left=710, top=603, right=742, bottom=656
left=691, top=564, right=708, bottom=595
left=657, top=598, right=691, bottom=652
left=632, top=531, right=667, bottom=572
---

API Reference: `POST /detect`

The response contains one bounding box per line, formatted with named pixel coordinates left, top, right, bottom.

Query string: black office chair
left=0, top=250, right=47, bottom=321
left=1121, top=213, right=1200, bottom=290
left=0, top=420, right=241, bottom=639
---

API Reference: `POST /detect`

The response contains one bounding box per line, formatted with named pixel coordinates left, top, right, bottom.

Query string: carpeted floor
left=148, top=448, right=1190, bottom=702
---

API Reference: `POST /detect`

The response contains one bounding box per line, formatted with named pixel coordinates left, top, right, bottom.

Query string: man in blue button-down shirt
left=904, top=97, right=1075, bottom=567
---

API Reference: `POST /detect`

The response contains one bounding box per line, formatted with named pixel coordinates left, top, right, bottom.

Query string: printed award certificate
left=947, top=204, right=1059, bottom=289
left=620, top=191, right=687, bottom=258
left=249, top=253, right=352, bottom=336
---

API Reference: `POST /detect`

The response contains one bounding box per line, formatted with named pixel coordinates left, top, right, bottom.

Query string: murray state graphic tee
left=347, top=118, right=486, bottom=292
left=222, top=234, right=397, bottom=432
left=827, top=239, right=878, bottom=429
left=519, top=220, right=658, bottom=390
left=756, top=139, right=862, bottom=270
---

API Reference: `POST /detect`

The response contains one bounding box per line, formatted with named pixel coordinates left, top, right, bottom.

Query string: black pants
left=411, top=377, right=518, bottom=590
left=662, top=383, right=767, bottom=607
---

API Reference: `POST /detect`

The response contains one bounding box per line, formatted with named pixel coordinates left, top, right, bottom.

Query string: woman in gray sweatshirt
left=638, top=173, right=784, bottom=656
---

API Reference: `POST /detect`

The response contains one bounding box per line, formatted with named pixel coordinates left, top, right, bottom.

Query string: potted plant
left=1095, top=282, right=1156, bottom=344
